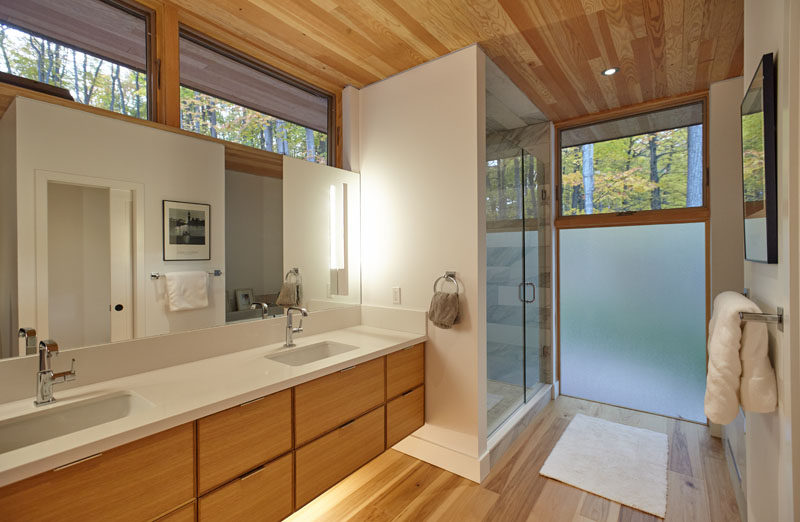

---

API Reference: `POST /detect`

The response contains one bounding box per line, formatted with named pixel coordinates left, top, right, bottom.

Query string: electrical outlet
left=392, top=287, right=401, bottom=305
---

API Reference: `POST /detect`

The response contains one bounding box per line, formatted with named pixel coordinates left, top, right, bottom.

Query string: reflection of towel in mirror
left=164, top=271, right=208, bottom=311
left=276, top=282, right=300, bottom=307
left=428, top=291, right=459, bottom=329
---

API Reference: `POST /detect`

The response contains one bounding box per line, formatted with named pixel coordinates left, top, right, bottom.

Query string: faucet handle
left=293, top=320, right=304, bottom=334
left=52, top=359, right=76, bottom=381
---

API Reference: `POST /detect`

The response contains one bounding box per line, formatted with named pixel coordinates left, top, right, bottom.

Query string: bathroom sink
left=0, top=391, right=154, bottom=454
left=266, top=341, right=359, bottom=366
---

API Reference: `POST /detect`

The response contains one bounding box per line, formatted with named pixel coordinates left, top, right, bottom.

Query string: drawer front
left=387, top=385, right=425, bottom=447
left=197, top=389, right=292, bottom=494
left=0, top=423, right=195, bottom=522
left=295, top=406, right=385, bottom=508
left=387, top=343, right=424, bottom=399
left=157, top=502, right=196, bottom=522
left=198, top=453, right=293, bottom=522
left=295, top=357, right=385, bottom=445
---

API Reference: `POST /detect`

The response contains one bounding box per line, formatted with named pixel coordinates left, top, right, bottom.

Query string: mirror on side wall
left=224, top=170, right=285, bottom=323
left=283, top=156, right=361, bottom=311
left=0, top=97, right=360, bottom=359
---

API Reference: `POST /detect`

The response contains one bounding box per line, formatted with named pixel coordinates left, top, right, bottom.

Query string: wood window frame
left=0, top=1, right=343, bottom=172
left=554, top=91, right=710, bottom=229
left=175, top=26, right=337, bottom=166
left=0, top=0, right=157, bottom=120
left=553, top=91, right=712, bottom=409
left=108, top=0, right=157, bottom=121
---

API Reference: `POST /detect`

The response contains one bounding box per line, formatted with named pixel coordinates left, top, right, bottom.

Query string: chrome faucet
left=18, top=327, right=37, bottom=356
left=285, top=307, right=308, bottom=347
left=250, top=301, right=270, bottom=319
left=35, top=340, right=76, bottom=406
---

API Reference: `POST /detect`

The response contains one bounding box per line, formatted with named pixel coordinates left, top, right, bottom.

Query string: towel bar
left=150, top=270, right=222, bottom=280
left=740, top=307, right=783, bottom=332
left=433, top=271, right=460, bottom=293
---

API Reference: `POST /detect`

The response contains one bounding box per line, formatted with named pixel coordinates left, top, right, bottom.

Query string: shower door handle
left=525, top=282, right=536, bottom=303
left=519, top=282, right=536, bottom=303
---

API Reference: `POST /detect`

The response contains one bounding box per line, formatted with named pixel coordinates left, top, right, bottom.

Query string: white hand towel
left=705, top=291, right=777, bottom=424
left=164, top=271, right=209, bottom=312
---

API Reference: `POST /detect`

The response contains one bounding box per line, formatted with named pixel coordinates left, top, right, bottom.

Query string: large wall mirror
left=0, top=97, right=360, bottom=358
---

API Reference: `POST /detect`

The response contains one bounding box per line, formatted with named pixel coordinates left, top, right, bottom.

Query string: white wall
left=710, top=77, right=746, bottom=299
left=282, top=156, right=361, bottom=308
left=743, top=0, right=800, bottom=520
left=358, top=45, right=487, bottom=480
left=13, top=98, right=226, bottom=340
left=47, top=183, right=111, bottom=348
left=225, top=170, right=283, bottom=308
left=709, top=76, right=749, bottom=514
left=0, top=103, right=17, bottom=358
left=341, top=86, right=360, bottom=172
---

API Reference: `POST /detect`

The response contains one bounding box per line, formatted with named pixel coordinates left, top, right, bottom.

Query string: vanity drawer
left=295, top=357, right=384, bottom=445
left=295, top=406, right=385, bottom=507
left=386, top=343, right=425, bottom=399
left=197, top=388, right=292, bottom=494
left=387, top=385, right=425, bottom=447
left=198, top=453, right=293, bottom=522
left=157, top=501, right=196, bottom=522
left=0, top=423, right=194, bottom=522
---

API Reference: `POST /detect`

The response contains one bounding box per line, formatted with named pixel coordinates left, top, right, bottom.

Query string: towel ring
left=433, top=271, right=460, bottom=293
left=285, top=268, right=300, bottom=281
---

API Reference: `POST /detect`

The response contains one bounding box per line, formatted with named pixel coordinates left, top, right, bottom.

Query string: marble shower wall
left=485, top=121, right=552, bottom=386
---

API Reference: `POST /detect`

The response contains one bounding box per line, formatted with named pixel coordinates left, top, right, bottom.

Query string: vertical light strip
left=330, top=184, right=337, bottom=269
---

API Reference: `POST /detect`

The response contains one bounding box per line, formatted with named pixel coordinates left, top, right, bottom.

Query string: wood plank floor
left=286, top=396, right=740, bottom=521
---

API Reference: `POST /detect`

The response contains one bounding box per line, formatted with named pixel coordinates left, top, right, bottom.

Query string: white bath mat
left=539, top=413, right=668, bottom=518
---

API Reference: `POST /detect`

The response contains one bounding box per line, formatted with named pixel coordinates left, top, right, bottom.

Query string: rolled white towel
left=705, top=291, right=777, bottom=424
left=164, top=271, right=209, bottom=312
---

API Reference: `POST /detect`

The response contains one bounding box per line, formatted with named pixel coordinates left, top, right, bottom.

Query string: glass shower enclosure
left=485, top=124, right=552, bottom=435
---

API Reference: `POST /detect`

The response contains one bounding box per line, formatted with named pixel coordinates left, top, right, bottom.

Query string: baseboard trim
left=393, top=384, right=553, bottom=484
left=392, top=434, right=483, bottom=483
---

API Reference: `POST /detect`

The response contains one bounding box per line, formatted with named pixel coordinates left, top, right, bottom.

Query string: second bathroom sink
left=265, top=341, right=358, bottom=366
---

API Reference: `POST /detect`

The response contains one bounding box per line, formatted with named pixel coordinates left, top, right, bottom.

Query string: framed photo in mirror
left=235, top=288, right=254, bottom=311
left=741, top=52, right=777, bottom=263
left=163, top=200, right=211, bottom=260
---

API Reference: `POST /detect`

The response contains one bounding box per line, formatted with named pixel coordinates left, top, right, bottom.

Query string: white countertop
left=0, top=325, right=426, bottom=487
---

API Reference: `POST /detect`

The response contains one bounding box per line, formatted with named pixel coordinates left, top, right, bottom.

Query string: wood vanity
left=0, top=343, right=425, bottom=522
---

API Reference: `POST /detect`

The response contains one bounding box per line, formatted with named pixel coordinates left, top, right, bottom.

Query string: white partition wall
left=358, top=45, right=488, bottom=480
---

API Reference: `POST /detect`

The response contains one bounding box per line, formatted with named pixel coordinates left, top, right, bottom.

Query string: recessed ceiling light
left=602, top=67, right=619, bottom=76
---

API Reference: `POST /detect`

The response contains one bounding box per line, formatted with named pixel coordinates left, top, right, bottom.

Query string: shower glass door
left=486, top=146, right=547, bottom=435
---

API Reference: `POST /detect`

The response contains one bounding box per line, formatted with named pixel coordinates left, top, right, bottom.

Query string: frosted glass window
left=560, top=223, right=706, bottom=422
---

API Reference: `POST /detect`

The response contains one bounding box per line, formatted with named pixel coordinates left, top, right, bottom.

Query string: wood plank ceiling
left=169, top=0, right=744, bottom=123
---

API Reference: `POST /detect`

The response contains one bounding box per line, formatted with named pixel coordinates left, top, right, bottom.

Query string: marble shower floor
left=487, top=379, right=545, bottom=435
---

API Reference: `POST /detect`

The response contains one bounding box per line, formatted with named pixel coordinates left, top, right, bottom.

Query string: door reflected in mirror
left=31, top=169, right=146, bottom=353
left=46, top=182, right=134, bottom=348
